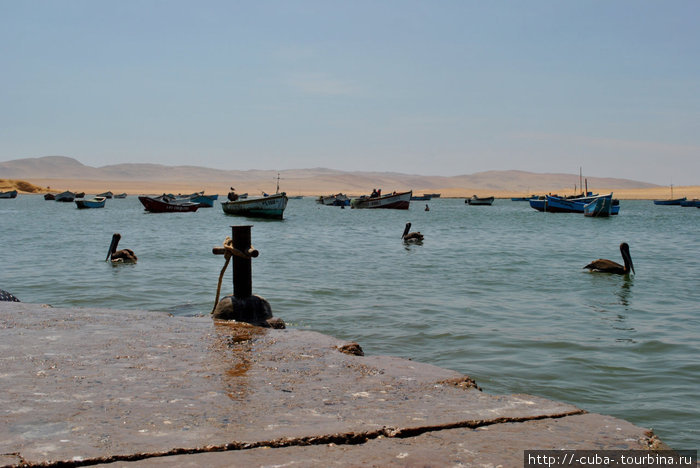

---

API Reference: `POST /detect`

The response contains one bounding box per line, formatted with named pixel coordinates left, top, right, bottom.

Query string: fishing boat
left=75, top=196, right=106, bottom=209
left=424, top=193, right=441, bottom=198
left=317, top=193, right=350, bottom=206
left=189, top=193, right=219, bottom=207
left=114, top=193, right=127, bottom=199
left=653, top=197, right=686, bottom=206
left=43, top=193, right=55, bottom=200
left=466, top=195, right=495, bottom=206
left=531, top=194, right=620, bottom=215
left=350, top=190, right=412, bottom=210
left=410, top=194, right=432, bottom=201
left=97, top=191, right=114, bottom=199
left=0, top=190, right=18, bottom=199
left=680, top=199, right=700, bottom=207
left=74, top=192, right=85, bottom=198
left=221, top=192, right=288, bottom=219
left=583, top=194, right=614, bottom=217
left=55, top=191, right=76, bottom=202
left=653, top=185, right=686, bottom=205
left=138, top=195, right=200, bottom=213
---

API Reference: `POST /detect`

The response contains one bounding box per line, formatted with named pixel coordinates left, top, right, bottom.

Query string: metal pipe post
left=231, top=225, right=253, bottom=299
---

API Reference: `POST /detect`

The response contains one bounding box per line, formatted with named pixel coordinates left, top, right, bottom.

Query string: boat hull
left=653, top=198, right=686, bottom=205
left=55, top=191, right=76, bottom=202
left=138, top=196, right=200, bottom=213
left=0, top=190, right=18, bottom=199
left=583, top=195, right=613, bottom=217
left=221, top=193, right=288, bottom=219
left=467, top=196, right=494, bottom=205
left=190, top=194, right=219, bottom=207
left=350, top=191, right=412, bottom=209
left=531, top=195, right=619, bottom=215
left=75, top=197, right=106, bottom=209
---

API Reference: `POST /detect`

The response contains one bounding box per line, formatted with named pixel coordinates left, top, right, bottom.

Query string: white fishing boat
left=221, top=192, right=288, bottom=219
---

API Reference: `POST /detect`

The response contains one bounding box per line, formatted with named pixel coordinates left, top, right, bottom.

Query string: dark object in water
left=584, top=242, right=634, bottom=275
left=106, top=233, right=137, bottom=263
left=0, top=289, right=20, bottom=302
left=401, top=222, right=424, bottom=243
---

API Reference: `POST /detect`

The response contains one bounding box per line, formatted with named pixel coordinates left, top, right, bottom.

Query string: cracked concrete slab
left=0, top=303, right=661, bottom=467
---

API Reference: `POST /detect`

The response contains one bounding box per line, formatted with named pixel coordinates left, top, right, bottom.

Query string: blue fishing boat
left=190, top=193, right=219, bottom=207
left=0, top=190, right=18, bottom=199
left=530, top=194, right=619, bottom=215
left=680, top=199, right=700, bottom=207
left=75, top=196, right=107, bottom=209
left=653, top=197, right=686, bottom=206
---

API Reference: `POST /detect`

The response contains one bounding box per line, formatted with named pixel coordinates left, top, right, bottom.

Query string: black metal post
left=231, top=225, right=253, bottom=299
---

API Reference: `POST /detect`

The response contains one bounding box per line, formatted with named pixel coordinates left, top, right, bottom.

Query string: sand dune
left=2, top=156, right=698, bottom=199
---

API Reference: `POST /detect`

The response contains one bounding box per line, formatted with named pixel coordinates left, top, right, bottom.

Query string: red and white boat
left=350, top=190, right=412, bottom=210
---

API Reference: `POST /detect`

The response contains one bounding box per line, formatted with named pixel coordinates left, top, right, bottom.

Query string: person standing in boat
left=228, top=187, right=239, bottom=201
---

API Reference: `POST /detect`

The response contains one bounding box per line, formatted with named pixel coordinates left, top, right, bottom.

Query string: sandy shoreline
left=2, top=177, right=699, bottom=200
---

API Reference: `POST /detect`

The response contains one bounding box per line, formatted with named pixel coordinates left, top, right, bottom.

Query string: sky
left=1, top=1, right=699, bottom=185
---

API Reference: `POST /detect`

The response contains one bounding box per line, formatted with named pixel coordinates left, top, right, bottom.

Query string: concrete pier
left=0, top=302, right=666, bottom=467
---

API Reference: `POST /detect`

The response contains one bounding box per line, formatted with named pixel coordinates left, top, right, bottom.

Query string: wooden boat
left=114, top=193, right=127, bottom=199
left=138, top=195, right=200, bottom=213
left=97, top=191, right=114, bottom=199
left=74, top=192, right=85, bottom=198
left=350, top=190, right=412, bottom=210
left=410, top=194, right=432, bottom=201
left=531, top=194, right=620, bottom=215
left=653, top=197, right=686, bottom=206
left=511, top=195, right=538, bottom=201
left=221, top=192, right=288, bottom=219
left=680, top=199, right=700, bottom=207
left=424, top=193, right=441, bottom=198
left=583, top=194, right=613, bottom=217
left=75, top=196, right=106, bottom=209
left=317, top=193, right=350, bottom=206
left=55, top=191, right=76, bottom=202
left=189, top=193, right=218, bottom=207
left=466, top=195, right=495, bottom=206
left=0, top=190, right=18, bottom=199
left=44, top=193, right=55, bottom=200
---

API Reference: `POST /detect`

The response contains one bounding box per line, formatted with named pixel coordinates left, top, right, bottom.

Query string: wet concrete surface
left=1, top=302, right=663, bottom=467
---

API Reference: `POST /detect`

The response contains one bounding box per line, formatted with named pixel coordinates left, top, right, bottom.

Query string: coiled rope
left=212, top=236, right=255, bottom=314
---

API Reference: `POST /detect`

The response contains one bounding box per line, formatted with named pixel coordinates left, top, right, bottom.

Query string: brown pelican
left=105, top=233, right=137, bottom=263
left=401, top=222, right=424, bottom=243
left=584, top=242, right=634, bottom=275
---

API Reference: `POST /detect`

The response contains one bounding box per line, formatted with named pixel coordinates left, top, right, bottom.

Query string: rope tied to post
left=212, top=236, right=259, bottom=313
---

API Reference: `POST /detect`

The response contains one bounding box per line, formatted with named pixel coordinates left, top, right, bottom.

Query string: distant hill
left=0, top=156, right=659, bottom=196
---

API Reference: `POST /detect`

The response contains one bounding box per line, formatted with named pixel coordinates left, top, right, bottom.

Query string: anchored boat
left=350, top=190, right=412, bottom=209
left=221, top=192, right=288, bottom=219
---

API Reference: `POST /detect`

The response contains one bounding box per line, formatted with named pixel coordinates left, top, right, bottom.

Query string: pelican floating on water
left=584, top=242, right=634, bottom=275
left=106, top=233, right=137, bottom=263
left=401, top=222, right=424, bottom=243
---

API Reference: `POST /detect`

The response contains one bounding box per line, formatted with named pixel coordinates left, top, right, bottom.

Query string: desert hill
left=1, top=155, right=668, bottom=199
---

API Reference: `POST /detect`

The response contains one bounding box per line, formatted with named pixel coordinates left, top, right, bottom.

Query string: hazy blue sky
left=2, top=1, right=699, bottom=185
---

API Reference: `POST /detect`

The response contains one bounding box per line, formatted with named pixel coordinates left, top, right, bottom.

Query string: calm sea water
left=1, top=194, right=698, bottom=450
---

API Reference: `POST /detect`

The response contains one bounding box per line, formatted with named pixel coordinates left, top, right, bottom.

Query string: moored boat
left=75, top=196, right=107, bottom=209
left=653, top=197, right=686, bottom=206
left=44, top=193, right=55, bottom=200
left=350, top=190, right=412, bottom=210
left=114, top=193, right=127, bottom=199
left=0, top=190, right=18, bottom=199
left=221, top=192, right=288, bottom=219
left=317, top=193, right=350, bottom=206
left=97, top=191, right=114, bottom=199
left=189, top=193, right=219, bottom=207
left=466, top=195, right=495, bottom=206
left=55, top=191, right=76, bottom=202
left=138, top=195, right=200, bottom=213
left=410, top=194, right=432, bottom=201
left=530, top=194, right=620, bottom=215
left=680, top=199, right=700, bottom=207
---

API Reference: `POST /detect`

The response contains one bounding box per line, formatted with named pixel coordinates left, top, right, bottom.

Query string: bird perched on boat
left=105, top=233, right=137, bottom=263
left=583, top=242, right=634, bottom=275
left=401, top=222, right=424, bottom=243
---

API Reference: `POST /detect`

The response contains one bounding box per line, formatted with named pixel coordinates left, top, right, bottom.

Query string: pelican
left=583, top=242, right=634, bottom=275
left=106, top=233, right=137, bottom=263
left=401, top=222, right=424, bottom=243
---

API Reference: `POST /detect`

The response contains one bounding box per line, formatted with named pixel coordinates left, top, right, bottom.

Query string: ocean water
left=1, top=194, right=698, bottom=450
